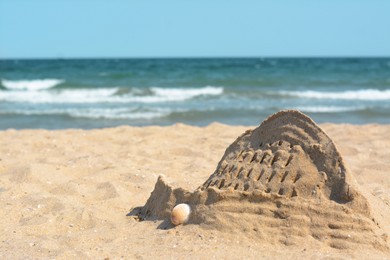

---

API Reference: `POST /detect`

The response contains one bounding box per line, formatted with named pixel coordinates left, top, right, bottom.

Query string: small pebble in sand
left=171, top=203, right=191, bottom=225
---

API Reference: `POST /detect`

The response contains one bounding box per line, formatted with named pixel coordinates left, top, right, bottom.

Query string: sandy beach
left=1, top=123, right=389, bottom=259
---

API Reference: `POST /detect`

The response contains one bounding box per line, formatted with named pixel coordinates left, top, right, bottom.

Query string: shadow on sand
left=126, top=206, right=175, bottom=230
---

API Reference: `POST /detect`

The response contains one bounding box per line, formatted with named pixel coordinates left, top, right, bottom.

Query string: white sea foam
left=296, top=106, right=366, bottom=113
left=126, top=86, right=223, bottom=103
left=151, top=86, right=223, bottom=101
left=1, top=79, right=64, bottom=91
left=0, top=86, right=223, bottom=104
left=279, top=89, right=390, bottom=100
left=70, top=108, right=170, bottom=119
left=0, top=88, right=119, bottom=104
left=0, top=107, right=171, bottom=120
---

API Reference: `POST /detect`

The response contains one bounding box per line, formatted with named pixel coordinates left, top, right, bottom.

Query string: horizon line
left=1, top=55, right=390, bottom=60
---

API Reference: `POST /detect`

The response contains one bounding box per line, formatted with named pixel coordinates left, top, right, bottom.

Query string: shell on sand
left=140, top=110, right=389, bottom=251
left=171, top=203, right=191, bottom=225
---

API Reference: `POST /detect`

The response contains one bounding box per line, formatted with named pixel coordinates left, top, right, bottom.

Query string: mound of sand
left=140, top=110, right=388, bottom=250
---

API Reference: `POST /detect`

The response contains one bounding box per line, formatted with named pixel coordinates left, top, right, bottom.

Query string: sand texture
left=0, top=113, right=390, bottom=259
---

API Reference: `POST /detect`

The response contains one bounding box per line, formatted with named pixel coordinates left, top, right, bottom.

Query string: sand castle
left=139, top=110, right=388, bottom=250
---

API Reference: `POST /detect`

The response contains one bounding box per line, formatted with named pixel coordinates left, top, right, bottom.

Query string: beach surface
left=0, top=123, right=389, bottom=259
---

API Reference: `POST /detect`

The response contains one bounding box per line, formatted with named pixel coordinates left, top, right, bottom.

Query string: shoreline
left=1, top=121, right=390, bottom=131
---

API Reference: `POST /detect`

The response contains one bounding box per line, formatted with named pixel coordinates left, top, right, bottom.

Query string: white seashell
left=171, top=203, right=191, bottom=225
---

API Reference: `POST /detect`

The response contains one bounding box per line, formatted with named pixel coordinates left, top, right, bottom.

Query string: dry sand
left=0, top=119, right=389, bottom=259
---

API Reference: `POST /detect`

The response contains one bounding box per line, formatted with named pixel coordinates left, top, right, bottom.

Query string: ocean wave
left=0, top=88, right=119, bottom=104
left=296, top=106, right=367, bottom=113
left=0, top=86, right=223, bottom=104
left=1, top=79, right=64, bottom=91
left=0, top=107, right=172, bottom=120
left=70, top=108, right=170, bottom=119
left=279, top=89, right=390, bottom=100
left=151, top=86, right=223, bottom=100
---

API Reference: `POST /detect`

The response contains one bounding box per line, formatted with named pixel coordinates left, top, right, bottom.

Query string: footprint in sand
left=95, top=182, right=118, bottom=200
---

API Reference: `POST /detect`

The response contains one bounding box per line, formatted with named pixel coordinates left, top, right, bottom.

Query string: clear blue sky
left=1, top=0, right=390, bottom=59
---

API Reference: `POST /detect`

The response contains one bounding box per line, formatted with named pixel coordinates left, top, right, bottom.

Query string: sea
left=1, top=58, right=390, bottom=129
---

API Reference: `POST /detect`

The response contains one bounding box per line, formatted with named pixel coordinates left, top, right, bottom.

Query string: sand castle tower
left=139, top=110, right=388, bottom=250
left=200, top=110, right=369, bottom=214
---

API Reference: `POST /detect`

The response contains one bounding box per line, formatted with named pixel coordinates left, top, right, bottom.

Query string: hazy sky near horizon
left=1, top=0, right=390, bottom=58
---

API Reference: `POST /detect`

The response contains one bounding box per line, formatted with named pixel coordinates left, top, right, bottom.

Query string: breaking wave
left=1, top=79, right=64, bottom=91
left=278, top=89, right=390, bottom=101
left=0, top=107, right=173, bottom=120
left=0, top=86, right=224, bottom=104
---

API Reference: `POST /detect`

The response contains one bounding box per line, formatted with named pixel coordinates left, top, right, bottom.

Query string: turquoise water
left=1, top=58, right=390, bottom=129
